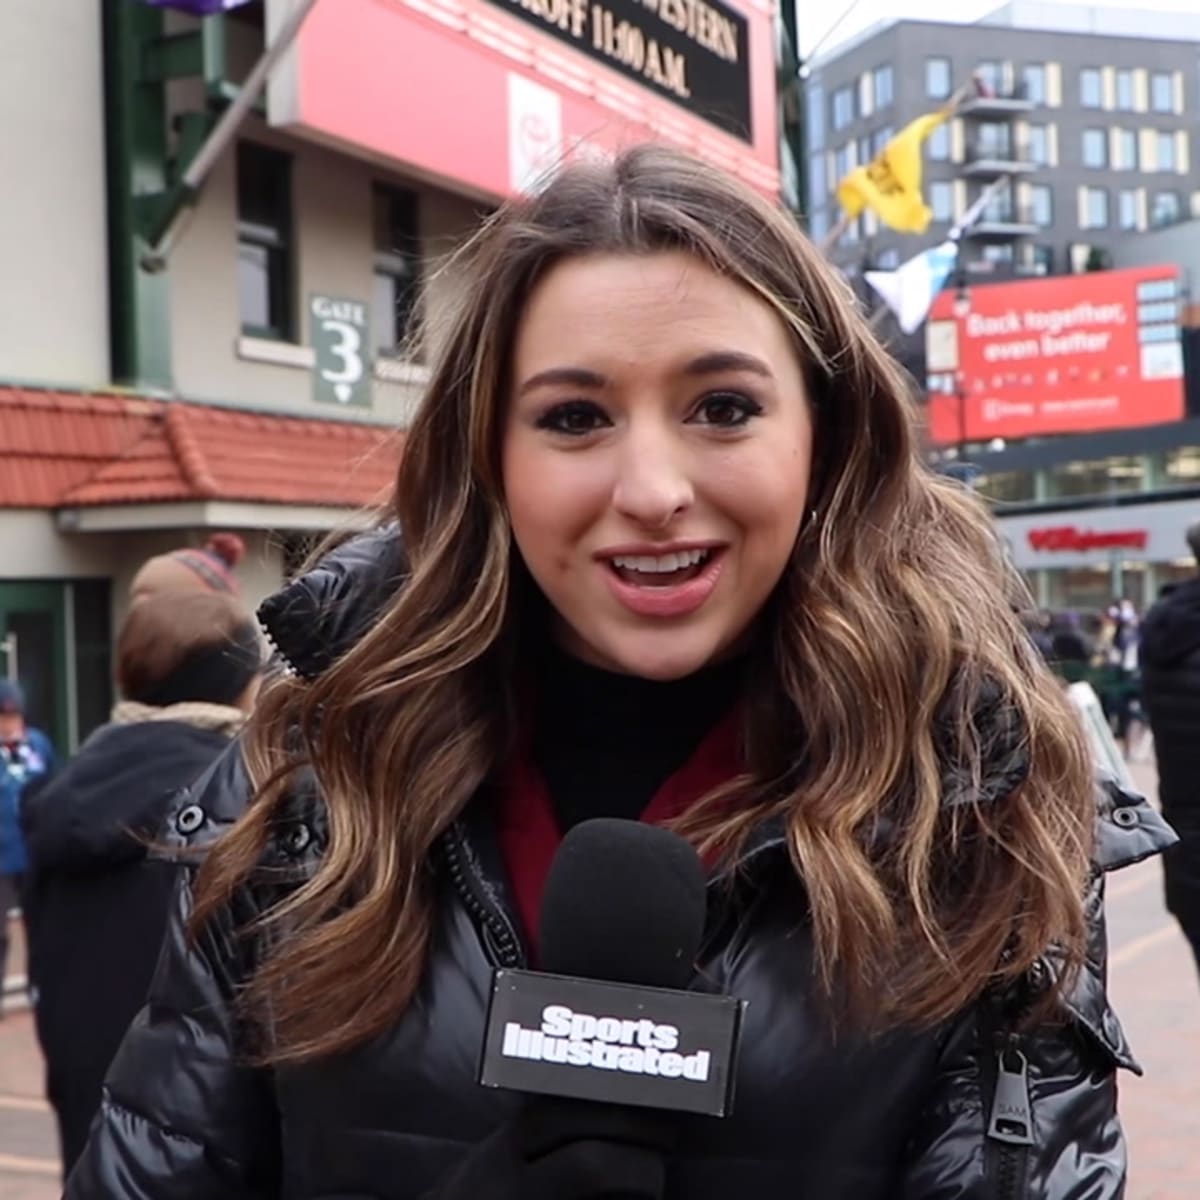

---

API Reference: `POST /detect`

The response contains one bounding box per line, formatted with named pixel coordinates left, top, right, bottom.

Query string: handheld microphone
left=478, top=819, right=743, bottom=1119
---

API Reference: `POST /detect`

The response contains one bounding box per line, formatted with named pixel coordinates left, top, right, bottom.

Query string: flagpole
left=141, top=0, right=322, bottom=271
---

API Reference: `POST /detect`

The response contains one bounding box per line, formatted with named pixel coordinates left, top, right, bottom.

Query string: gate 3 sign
left=311, top=294, right=371, bottom=408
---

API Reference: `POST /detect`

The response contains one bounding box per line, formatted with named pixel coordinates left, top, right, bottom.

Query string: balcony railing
left=964, top=205, right=1040, bottom=238
left=961, top=140, right=1038, bottom=177
left=958, top=81, right=1037, bottom=115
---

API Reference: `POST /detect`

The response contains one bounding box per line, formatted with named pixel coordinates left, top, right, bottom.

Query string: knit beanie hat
left=0, top=680, right=25, bottom=715
left=130, top=533, right=245, bottom=601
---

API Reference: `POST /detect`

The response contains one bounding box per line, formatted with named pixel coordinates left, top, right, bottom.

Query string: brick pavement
left=1, top=764, right=1196, bottom=1198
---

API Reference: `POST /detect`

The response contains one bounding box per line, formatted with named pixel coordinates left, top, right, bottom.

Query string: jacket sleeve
left=899, top=781, right=1176, bottom=1199
left=64, top=748, right=282, bottom=1199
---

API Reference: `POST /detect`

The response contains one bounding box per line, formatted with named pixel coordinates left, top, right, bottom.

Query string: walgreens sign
left=1026, top=526, right=1148, bottom=553
left=925, top=266, right=1185, bottom=446
left=998, top=498, right=1200, bottom=570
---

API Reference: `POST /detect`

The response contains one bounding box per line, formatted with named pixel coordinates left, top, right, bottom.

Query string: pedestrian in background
left=0, top=679, right=55, bottom=1009
left=20, top=590, right=264, bottom=1172
left=67, top=146, right=1173, bottom=1200
left=1138, top=521, right=1200, bottom=975
left=128, top=531, right=246, bottom=601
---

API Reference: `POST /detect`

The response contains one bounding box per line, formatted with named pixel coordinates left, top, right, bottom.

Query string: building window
left=873, top=65, right=894, bottom=109
left=1151, top=71, right=1174, bottom=113
left=1027, top=124, right=1049, bottom=165
left=371, top=186, right=420, bottom=358
left=1029, top=183, right=1054, bottom=226
left=926, top=57, right=952, bottom=100
left=1152, top=191, right=1181, bottom=227
left=927, top=122, right=950, bottom=161
left=871, top=125, right=894, bottom=157
left=1114, top=69, right=1134, bottom=111
left=875, top=248, right=900, bottom=269
left=1030, top=244, right=1054, bottom=274
left=1118, top=188, right=1139, bottom=230
left=808, top=209, right=829, bottom=242
left=832, top=86, right=855, bottom=130
left=834, top=143, right=854, bottom=181
left=976, top=121, right=1012, bottom=157
left=984, top=184, right=1015, bottom=223
left=858, top=135, right=873, bottom=165
left=1157, top=131, right=1177, bottom=170
left=1082, top=128, right=1107, bottom=167
left=982, top=243, right=1014, bottom=264
left=1080, top=68, right=1102, bottom=108
left=806, top=84, right=825, bottom=152
left=1115, top=129, right=1137, bottom=170
left=975, top=60, right=1004, bottom=96
left=930, top=181, right=954, bottom=222
left=977, top=470, right=1035, bottom=502
left=1022, top=63, right=1046, bottom=104
left=236, top=142, right=293, bottom=339
left=808, top=152, right=827, bottom=214
left=1082, top=186, right=1109, bottom=229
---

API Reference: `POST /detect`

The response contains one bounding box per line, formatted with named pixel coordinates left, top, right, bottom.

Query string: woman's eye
left=692, top=392, right=763, bottom=428
left=535, top=401, right=610, bottom=437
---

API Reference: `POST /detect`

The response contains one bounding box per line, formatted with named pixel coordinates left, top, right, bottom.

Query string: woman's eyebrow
left=518, top=366, right=608, bottom=395
left=680, top=350, right=774, bottom=379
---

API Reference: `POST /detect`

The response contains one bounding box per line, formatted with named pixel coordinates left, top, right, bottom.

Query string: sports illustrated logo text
left=501, top=1004, right=712, bottom=1080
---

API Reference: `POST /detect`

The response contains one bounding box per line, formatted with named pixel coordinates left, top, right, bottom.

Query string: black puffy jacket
left=66, top=532, right=1176, bottom=1200
left=1137, top=576, right=1200, bottom=934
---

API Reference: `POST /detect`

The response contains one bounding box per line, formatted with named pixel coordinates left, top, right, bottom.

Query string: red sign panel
left=266, top=0, right=778, bottom=201
left=925, top=265, right=1185, bottom=446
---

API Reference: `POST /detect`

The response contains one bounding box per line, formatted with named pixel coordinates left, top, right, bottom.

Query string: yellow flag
left=836, top=111, right=948, bottom=234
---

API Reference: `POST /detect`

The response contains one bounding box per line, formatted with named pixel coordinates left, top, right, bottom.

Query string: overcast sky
left=798, top=0, right=1200, bottom=57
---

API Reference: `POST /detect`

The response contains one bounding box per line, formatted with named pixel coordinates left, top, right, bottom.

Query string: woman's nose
left=610, top=430, right=695, bottom=530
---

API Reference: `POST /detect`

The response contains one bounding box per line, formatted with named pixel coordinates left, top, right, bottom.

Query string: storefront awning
left=0, top=386, right=402, bottom=528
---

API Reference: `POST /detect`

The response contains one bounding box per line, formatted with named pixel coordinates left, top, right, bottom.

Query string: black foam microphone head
left=538, top=818, right=707, bottom=990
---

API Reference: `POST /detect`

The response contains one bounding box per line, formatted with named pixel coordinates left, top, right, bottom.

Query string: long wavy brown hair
left=195, top=145, right=1095, bottom=1064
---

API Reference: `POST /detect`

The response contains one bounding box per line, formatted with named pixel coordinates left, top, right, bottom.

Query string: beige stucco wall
left=169, top=115, right=484, bottom=428
left=0, top=1, right=109, bottom=388
left=0, top=512, right=286, bottom=636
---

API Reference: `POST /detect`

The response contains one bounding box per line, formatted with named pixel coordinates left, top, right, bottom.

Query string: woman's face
left=502, top=251, right=814, bottom=679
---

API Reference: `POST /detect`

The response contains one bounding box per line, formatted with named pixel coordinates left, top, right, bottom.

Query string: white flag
left=864, top=241, right=959, bottom=335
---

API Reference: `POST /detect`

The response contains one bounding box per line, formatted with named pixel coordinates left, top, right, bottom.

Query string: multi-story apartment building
left=1, top=0, right=778, bottom=751
left=806, top=1, right=1200, bottom=283
left=805, top=3, right=1200, bottom=613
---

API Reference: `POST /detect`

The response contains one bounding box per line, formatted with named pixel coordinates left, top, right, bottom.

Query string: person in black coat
left=1138, top=522, right=1200, bottom=974
left=21, top=589, right=263, bottom=1174
left=65, top=147, right=1174, bottom=1200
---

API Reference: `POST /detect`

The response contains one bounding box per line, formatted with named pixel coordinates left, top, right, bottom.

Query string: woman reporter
left=67, top=146, right=1172, bottom=1199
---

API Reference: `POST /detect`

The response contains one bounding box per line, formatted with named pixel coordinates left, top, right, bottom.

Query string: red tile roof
left=0, top=387, right=402, bottom=510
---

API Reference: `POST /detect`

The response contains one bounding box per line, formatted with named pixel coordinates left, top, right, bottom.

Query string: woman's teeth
left=610, top=548, right=710, bottom=574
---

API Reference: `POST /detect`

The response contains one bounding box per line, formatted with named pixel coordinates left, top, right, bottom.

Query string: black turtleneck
left=530, top=641, right=745, bottom=832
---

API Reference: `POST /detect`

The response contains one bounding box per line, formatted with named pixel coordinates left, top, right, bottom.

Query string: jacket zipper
left=441, top=823, right=524, bottom=969
left=986, top=1034, right=1033, bottom=1199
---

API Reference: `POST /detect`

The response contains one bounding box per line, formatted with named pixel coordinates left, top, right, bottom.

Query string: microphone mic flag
left=478, top=819, right=743, bottom=1117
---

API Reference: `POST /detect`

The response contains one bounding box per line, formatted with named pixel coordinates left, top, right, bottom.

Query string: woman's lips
left=601, top=548, right=726, bottom=618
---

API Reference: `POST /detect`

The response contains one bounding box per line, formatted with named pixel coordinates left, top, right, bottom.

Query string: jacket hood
left=23, top=720, right=233, bottom=871
left=258, top=525, right=407, bottom=681
left=1139, top=575, right=1200, bottom=668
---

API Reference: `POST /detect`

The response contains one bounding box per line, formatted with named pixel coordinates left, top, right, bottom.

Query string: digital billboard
left=265, top=0, right=777, bottom=202
left=925, top=265, right=1185, bottom=447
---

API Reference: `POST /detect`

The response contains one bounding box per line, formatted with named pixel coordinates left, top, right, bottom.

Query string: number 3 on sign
left=310, top=294, right=370, bottom=408
left=321, top=319, right=363, bottom=404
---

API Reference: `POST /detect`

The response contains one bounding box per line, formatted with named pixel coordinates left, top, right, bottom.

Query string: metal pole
left=141, top=0, right=322, bottom=270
